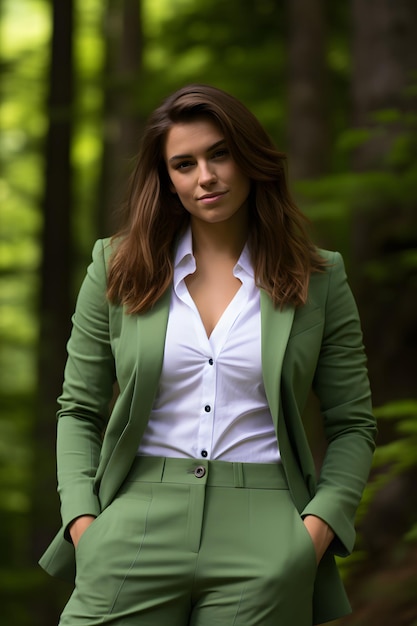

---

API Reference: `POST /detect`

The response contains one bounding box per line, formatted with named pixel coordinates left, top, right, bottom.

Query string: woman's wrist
left=303, top=515, right=335, bottom=563
left=69, top=515, right=96, bottom=548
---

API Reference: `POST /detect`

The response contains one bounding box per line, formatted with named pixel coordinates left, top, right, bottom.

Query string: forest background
left=1, top=0, right=416, bottom=624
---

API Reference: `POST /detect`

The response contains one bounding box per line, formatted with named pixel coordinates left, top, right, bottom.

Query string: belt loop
left=233, top=463, right=244, bottom=488
left=160, top=457, right=166, bottom=482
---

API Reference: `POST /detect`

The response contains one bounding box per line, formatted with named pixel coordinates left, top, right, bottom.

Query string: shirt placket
left=196, top=276, right=250, bottom=459
left=175, top=277, right=215, bottom=459
left=197, top=349, right=216, bottom=459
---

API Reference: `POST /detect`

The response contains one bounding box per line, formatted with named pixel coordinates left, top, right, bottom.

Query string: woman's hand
left=303, top=515, right=335, bottom=564
left=69, top=515, right=96, bottom=548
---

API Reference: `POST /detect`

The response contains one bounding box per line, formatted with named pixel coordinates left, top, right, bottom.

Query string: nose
left=198, top=161, right=217, bottom=186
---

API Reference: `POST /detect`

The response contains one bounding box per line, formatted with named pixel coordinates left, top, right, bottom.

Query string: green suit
left=39, top=239, right=376, bottom=625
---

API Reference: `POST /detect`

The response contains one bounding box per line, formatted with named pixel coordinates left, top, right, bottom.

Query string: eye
left=174, top=160, right=194, bottom=171
left=212, top=148, right=229, bottom=159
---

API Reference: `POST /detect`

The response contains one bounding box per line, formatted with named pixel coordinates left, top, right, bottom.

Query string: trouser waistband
left=128, top=456, right=288, bottom=489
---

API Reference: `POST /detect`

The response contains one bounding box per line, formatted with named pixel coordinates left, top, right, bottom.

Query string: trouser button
left=194, top=466, right=206, bottom=478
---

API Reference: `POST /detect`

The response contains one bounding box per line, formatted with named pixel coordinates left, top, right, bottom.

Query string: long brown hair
left=107, top=84, right=326, bottom=312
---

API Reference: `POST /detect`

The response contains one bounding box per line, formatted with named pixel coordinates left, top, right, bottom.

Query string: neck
left=190, top=212, right=249, bottom=261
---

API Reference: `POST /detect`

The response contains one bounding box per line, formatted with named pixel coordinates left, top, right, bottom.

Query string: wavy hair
left=107, top=84, right=326, bottom=312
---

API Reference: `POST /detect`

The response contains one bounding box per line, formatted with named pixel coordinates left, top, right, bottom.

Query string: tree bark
left=351, top=0, right=417, bottom=404
left=96, top=0, right=145, bottom=237
left=287, top=0, right=329, bottom=180
left=352, top=0, right=417, bottom=169
left=32, top=0, right=75, bottom=622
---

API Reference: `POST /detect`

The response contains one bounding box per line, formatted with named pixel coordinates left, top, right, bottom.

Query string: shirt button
left=201, top=450, right=208, bottom=458
left=208, top=358, right=214, bottom=365
left=194, top=466, right=206, bottom=478
left=204, top=405, right=211, bottom=412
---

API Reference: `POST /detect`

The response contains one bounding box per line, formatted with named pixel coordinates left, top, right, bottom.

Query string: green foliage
left=363, top=399, right=417, bottom=502
left=372, top=399, right=417, bottom=497
left=142, top=0, right=287, bottom=144
left=296, top=101, right=417, bottom=260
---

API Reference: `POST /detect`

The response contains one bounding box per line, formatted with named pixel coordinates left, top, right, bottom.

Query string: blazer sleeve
left=302, top=251, right=377, bottom=556
left=56, top=239, right=116, bottom=536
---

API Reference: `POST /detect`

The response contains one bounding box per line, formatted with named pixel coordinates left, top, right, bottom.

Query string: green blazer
left=39, top=239, right=376, bottom=625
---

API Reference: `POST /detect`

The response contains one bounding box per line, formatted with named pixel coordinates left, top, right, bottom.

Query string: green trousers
left=59, top=456, right=317, bottom=625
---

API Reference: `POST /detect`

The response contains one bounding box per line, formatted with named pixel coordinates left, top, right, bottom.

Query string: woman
left=40, top=84, right=377, bottom=625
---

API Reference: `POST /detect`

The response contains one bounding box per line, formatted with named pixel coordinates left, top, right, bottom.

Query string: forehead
left=164, top=118, right=224, bottom=159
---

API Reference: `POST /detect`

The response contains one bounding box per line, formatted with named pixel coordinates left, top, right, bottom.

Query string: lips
left=197, top=191, right=227, bottom=202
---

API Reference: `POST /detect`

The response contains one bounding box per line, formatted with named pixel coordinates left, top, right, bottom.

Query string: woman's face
left=164, top=118, right=251, bottom=227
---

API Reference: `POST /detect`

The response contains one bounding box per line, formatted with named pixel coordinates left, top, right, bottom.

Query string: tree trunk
left=287, top=0, right=329, bottom=180
left=31, top=0, right=75, bottom=622
left=350, top=0, right=417, bottom=404
left=352, top=0, right=417, bottom=169
left=96, top=0, right=145, bottom=237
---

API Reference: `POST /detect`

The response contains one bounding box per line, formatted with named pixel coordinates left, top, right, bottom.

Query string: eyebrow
left=168, top=139, right=227, bottom=163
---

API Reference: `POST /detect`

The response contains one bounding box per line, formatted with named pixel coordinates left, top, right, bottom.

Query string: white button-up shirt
left=138, top=227, right=281, bottom=463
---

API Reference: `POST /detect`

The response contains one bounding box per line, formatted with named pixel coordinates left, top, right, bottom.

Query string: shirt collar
left=174, top=225, right=194, bottom=267
left=174, top=227, right=196, bottom=291
left=173, top=225, right=254, bottom=290
left=234, top=241, right=254, bottom=280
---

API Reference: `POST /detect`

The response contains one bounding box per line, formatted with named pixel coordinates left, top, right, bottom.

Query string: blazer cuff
left=301, top=499, right=356, bottom=557
left=60, top=490, right=101, bottom=542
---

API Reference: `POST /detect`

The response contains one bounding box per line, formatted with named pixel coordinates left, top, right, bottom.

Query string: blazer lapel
left=98, top=288, right=171, bottom=507
left=261, top=290, right=316, bottom=509
left=260, top=289, right=295, bottom=425
left=133, top=288, right=171, bottom=409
